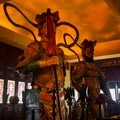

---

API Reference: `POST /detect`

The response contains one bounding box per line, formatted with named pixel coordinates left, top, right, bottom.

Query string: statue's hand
left=38, top=56, right=60, bottom=68
left=46, top=56, right=59, bottom=66
left=106, top=95, right=115, bottom=104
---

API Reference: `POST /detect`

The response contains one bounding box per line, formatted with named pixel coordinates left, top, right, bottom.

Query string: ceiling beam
left=0, top=25, right=33, bottom=49
left=1, top=25, right=120, bottom=61
left=66, top=39, right=120, bottom=61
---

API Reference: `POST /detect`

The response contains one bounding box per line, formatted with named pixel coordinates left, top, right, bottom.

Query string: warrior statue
left=71, top=39, right=114, bottom=120
left=15, top=9, right=66, bottom=120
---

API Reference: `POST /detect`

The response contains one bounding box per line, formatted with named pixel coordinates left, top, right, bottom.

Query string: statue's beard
left=83, top=55, right=94, bottom=63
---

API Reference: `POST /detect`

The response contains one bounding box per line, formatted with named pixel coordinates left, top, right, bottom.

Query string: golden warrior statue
left=71, top=39, right=113, bottom=120
left=15, top=9, right=66, bottom=120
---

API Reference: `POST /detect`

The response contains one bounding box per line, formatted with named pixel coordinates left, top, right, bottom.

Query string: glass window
left=28, top=82, right=32, bottom=89
left=74, top=89, right=79, bottom=101
left=7, top=80, right=15, bottom=103
left=0, top=79, right=4, bottom=103
left=100, top=89, right=116, bottom=101
left=109, top=88, right=116, bottom=101
left=18, top=82, right=25, bottom=103
left=118, top=88, right=120, bottom=101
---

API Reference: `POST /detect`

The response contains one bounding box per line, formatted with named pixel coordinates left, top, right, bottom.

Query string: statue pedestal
left=24, top=89, right=40, bottom=120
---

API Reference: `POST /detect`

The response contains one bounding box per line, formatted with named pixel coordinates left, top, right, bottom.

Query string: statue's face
left=38, top=22, right=49, bottom=49
left=84, top=47, right=94, bottom=58
left=82, top=46, right=94, bottom=62
left=38, top=22, right=48, bottom=37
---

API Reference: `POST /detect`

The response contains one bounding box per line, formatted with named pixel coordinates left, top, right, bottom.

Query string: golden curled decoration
left=3, top=3, right=81, bottom=61
left=57, top=22, right=81, bottom=61
left=3, top=3, right=38, bottom=41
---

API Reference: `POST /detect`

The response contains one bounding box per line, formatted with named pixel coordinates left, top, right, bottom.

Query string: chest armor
left=34, top=65, right=65, bottom=89
left=84, top=62, right=100, bottom=77
left=83, top=62, right=105, bottom=97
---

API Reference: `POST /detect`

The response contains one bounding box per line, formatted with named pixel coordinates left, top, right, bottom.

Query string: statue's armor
left=72, top=61, right=105, bottom=98
left=31, top=46, right=65, bottom=89
left=72, top=39, right=112, bottom=119
left=16, top=41, right=65, bottom=89
left=33, top=63, right=65, bottom=89
left=72, top=61, right=107, bottom=119
left=15, top=41, right=66, bottom=120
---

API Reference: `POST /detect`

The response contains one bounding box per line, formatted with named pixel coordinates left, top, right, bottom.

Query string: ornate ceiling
left=0, top=0, right=120, bottom=60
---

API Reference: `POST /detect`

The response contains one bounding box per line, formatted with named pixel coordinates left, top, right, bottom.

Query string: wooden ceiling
left=0, top=0, right=120, bottom=61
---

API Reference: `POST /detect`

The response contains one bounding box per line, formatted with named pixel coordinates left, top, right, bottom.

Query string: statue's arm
left=25, top=56, right=60, bottom=72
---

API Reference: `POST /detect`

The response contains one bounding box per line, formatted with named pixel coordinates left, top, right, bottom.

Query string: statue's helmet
left=80, top=39, right=97, bottom=49
left=80, top=39, right=97, bottom=62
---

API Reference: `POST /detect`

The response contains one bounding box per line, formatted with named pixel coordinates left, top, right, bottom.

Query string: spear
left=45, top=8, right=62, bottom=120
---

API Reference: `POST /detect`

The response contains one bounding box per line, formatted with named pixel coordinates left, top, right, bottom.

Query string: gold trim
left=38, top=60, right=46, bottom=68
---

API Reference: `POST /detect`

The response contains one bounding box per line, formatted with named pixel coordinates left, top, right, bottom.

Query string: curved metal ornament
left=3, top=2, right=81, bottom=61
left=57, top=22, right=81, bottom=61
left=3, top=2, right=38, bottom=41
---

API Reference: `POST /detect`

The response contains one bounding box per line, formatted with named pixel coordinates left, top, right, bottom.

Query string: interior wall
left=95, top=58, right=120, bottom=81
left=0, top=42, right=23, bottom=68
